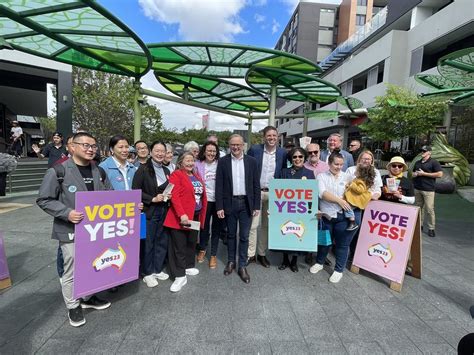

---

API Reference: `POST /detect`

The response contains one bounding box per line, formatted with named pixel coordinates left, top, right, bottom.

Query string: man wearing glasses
left=412, top=145, right=443, bottom=238
left=320, top=133, right=354, bottom=171
left=348, top=139, right=363, bottom=162
left=304, top=143, right=329, bottom=178
left=37, top=132, right=112, bottom=327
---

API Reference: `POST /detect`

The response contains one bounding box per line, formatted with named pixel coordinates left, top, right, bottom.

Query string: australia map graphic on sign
left=280, top=220, right=305, bottom=239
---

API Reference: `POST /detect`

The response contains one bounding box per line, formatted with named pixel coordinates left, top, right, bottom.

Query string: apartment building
left=276, top=0, right=473, bottom=149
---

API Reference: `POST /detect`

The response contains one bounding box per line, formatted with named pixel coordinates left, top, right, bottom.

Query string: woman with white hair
left=163, top=143, right=176, bottom=172
left=183, top=141, right=200, bottom=160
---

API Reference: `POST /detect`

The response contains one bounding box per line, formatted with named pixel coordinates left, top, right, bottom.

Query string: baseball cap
left=52, top=131, right=63, bottom=138
left=420, top=145, right=432, bottom=152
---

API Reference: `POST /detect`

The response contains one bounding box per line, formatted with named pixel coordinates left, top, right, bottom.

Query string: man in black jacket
left=215, top=134, right=260, bottom=284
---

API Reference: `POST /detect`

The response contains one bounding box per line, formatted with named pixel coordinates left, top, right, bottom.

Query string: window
left=320, top=8, right=335, bottom=13
left=356, top=15, right=366, bottom=26
left=357, top=0, right=367, bottom=5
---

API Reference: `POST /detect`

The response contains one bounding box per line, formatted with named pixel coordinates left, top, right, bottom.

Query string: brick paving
left=0, top=193, right=473, bottom=354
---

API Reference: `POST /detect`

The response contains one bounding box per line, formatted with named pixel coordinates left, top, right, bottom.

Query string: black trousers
left=168, top=227, right=198, bottom=279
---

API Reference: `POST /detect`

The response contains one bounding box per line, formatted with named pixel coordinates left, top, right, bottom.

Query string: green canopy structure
left=0, top=0, right=152, bottom=77
left=147, top=42, right=320, bottom=78
left=416, top=47, right=474, bottom=107
left=154, top=71, right=269, bottom=113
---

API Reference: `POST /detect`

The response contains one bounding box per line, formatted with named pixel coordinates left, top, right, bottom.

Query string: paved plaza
left=0, top=192, right=473, bottom=354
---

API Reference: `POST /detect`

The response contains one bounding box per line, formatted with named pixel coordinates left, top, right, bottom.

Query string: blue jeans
left=198, top=201, right=222, bottom=256
left=226, top=197, right=252, bottom=269
left=144, top=204, right=169, bottom=276
left=316, top=210, right=361, bottom=272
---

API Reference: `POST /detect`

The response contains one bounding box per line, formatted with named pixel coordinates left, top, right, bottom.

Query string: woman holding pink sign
left=381, top=156, right=415, bottom=205
left=164, top=152, right=207, bottom=293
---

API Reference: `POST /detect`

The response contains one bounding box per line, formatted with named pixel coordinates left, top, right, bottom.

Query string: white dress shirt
left=231, top=154, right=246, bottom=196
left=317, top=170, right=351, bottom=218
left=260, top=147, right=276, bottom=189
left=113, top=156, right=130, bottom=190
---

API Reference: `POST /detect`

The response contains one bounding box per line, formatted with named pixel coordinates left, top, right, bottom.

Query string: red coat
left=164, top=169, right=207, bottom=230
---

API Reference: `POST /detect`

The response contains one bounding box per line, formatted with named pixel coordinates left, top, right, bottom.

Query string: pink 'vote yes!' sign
left=352, top=200, right=419, bottom=284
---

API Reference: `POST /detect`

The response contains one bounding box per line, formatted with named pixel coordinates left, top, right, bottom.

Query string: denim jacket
left=99, top=156, right=137, bottom=191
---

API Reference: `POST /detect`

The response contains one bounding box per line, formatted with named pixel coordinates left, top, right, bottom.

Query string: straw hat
left=386, top=156, right=408, bottom=172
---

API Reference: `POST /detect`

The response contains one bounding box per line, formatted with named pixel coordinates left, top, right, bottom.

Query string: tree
left=360, top=84, right=447, bottom=141
left=36, top=115, right=56, bottom=141
left=72, top=67, right=162, bottom=149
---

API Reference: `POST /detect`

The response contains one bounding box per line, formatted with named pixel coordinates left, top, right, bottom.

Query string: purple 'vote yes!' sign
left=73, top=190, right=141, bottom=299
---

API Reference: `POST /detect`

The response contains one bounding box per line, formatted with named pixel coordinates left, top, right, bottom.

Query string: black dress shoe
left=224, top=262, right=235, bottom=276
left=247, top=256, right=256, bottom=266
left=257, top=255, right=271, bottom=268
left=289, top=256, right=299, bottom=272
left=428, top=229, right=435, bottom=238
left=278, top=253, right=290, bottom=270
left=238, top=267, right=250, bottom=283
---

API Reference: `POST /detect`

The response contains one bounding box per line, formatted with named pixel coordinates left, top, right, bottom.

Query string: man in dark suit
left=216, top=134, right=260, bottom=283
left=246, top=126, right=287, bottom=268
left=319, top=133, right=354, bottom=172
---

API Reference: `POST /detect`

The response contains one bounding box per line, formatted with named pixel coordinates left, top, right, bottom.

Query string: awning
left=22, top=128, right=43, bottom=138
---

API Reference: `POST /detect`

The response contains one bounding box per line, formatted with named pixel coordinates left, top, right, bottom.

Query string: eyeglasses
left=391, top=164, right=404, bottom=169
left=292, top=155, right=304, bottom=159
left=307, top=150, right=319, bottom=155
left=73, top=142, right=98, bottom=151
left=349, top=144, right=358, bottom=147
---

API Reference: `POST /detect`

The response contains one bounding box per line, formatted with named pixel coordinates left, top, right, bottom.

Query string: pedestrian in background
left=412, top=145, right=443, bottom=237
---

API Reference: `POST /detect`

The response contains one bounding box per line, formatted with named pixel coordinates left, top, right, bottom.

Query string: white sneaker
left=185, top=268, right=199, bottom=276
left=309, top=263, right=324, bottom=274
left=170, top=276, right=187, bottom=292
left=329, top=271, right=343, bottom=283
left=153, top=272, right=169, bottom=281
left=143, top=275, right=158, bottom=288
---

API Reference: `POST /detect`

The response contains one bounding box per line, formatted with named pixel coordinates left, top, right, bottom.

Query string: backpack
left=53, top=163, right=107, bottom=193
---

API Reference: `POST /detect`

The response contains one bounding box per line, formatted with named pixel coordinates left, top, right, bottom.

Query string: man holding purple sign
left=37, top=132, right=113, bottom=328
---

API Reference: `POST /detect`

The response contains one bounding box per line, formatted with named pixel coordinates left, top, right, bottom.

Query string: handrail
left=320, top=6, right=388, bottom=70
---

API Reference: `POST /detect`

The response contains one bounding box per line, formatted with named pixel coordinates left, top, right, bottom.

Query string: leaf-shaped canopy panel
left=154, top=71, right=269, bottom=112
left=148, top=42, right=320, bottom=78
left=415, top=74, right=469, bottom=90
left=437, top=47, right=474, bottom=84
left=246, top=67, right=341, bottom=104
left=421, top=87, right=474, bottom=106
left=337, top=96, right=364, bottom=109
left=0, top=0, right=152, bottom=76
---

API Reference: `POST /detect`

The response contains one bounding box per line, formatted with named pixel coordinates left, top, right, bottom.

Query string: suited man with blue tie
left=247, top=126, right=287, bottom=268
left=319, top=133, right=354, bottom=172
left=216, top=134, right=261, bottom=283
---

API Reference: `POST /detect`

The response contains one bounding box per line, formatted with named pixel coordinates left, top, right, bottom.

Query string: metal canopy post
left=246, top=113, right=253, bottom=145
left=133, top=79, right=142, bottom=142
left=302, top=100, right=310, bottom=137
left=269, top=84, right=277, bottom=127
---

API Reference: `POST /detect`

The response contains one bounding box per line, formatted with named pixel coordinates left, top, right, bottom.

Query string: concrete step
left=7, top=159, right=49, bottom=195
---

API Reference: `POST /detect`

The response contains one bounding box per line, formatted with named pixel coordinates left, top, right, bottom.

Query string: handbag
left=318, top=219, right=332, bottom=246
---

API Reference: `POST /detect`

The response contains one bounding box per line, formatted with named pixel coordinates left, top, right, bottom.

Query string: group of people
left=36, top=127, right=442, bottom=327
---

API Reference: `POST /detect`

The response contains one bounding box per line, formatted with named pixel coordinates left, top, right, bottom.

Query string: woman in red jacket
left=164, top=151, right=207, bottom=292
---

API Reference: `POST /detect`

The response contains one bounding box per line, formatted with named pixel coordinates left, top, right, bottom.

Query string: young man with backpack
left=37, top=132, right=112, bottom=327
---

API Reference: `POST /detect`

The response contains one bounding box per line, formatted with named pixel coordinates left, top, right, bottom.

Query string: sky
left=86, top=0, right=341, bottom=132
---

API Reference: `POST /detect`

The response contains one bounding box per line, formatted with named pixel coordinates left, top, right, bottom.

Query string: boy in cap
left=33, top=131, right=68, bottom=168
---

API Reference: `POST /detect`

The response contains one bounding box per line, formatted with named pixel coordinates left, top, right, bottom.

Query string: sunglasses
left=391, top=164, right=404, bottom=169
left=349, top=144, right=357, bottom=147
left=307, top=150, right=319, bottom=155
left=292, top=155, right=304, bottom=159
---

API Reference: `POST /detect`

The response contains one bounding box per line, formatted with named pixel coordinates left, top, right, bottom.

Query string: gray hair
left=176, top=151, right=195, bottom=169
left=183, top=141, right=199, bottom=152
left=165, top=143, right=173, bottom=152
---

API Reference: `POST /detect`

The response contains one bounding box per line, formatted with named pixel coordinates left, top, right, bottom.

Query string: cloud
left=254, top=13, right=265, bottom=23
left=138, top=0, right=247, bottom=42
left=271, top=19, right=280, bottom=34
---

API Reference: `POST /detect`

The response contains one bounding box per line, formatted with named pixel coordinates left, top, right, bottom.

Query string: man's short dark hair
left=72, top=132, right=96, bottom=142
left=134, top=140, right=148, bottom=148
left=263, top=126, right=278, bottom=136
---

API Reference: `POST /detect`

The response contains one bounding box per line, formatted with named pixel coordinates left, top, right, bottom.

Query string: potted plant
left=0, top=153, right=18, bottom=196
